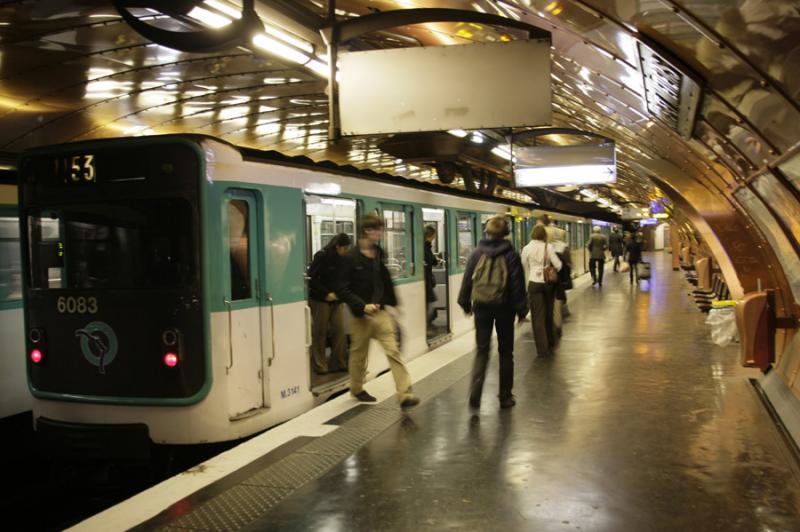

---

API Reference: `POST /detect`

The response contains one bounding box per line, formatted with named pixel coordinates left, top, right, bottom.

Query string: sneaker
left=353, top=391, right=377, bottom=402
left=499, top=396, right=516, bottom=409
left=400, top=396, right=420, bottom=409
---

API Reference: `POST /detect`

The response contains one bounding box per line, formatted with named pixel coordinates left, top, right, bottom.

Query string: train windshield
left=27, top=198, right=196, bottom=290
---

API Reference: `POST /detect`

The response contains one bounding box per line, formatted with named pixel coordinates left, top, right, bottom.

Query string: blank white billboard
left=338, top=39, right=551, bottom=136
left=514, top=144, right=616, bottom=187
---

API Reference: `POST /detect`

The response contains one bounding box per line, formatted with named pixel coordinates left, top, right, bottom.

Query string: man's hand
left=325, top=292, right=338, bottom=302
left=364, top=303, right=380, bottom=315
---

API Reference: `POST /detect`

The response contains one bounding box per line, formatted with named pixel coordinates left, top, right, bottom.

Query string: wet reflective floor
left=247, top=252, right=800, bottom=531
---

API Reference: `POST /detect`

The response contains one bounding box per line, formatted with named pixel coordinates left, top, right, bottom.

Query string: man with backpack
left=458, top=216, right=528, bottom=409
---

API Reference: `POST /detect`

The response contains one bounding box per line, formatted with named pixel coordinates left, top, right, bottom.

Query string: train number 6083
left=56, top=296, right=98, bottom=314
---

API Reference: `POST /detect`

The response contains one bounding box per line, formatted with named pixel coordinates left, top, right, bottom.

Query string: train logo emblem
left=75, top=321, right=118, bottom=374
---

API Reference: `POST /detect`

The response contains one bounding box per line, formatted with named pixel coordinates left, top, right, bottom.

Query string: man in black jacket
left=458, top=216, right=527, bottom=409
left=308, top=233, right=351, bottom=374
left=338, top=214, right=419, bottom=408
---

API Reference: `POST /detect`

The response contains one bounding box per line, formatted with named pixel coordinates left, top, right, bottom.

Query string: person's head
left=424, top=225, right=436, bottom=242
left=531, top=224, right=547, bottom=242
left=360, top=213, right=384, bottom=244
left=485, top=215, right=510, bottom=240
left=540, top=214, right=551, bottom=226
left=326, top=233, right=352, bottom=256
left=612, top=226, right=619, bottom=233
left=592, top=226, right=601, bottom=233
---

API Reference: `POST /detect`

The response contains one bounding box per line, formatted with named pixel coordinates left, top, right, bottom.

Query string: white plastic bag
left=705, top=307, right=738, bottom=347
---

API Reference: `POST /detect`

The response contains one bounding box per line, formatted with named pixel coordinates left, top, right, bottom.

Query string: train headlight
left=163, top=352, right=179, bottom=368
left=30, top=349, right=43, bottom=364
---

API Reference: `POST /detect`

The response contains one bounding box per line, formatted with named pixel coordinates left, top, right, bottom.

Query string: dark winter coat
left=307, top=248, right=344, bottom=303
left=457, top=238, right=527, bottom=317
left=424, top=240, right=438, bottom=304
left=609, top=232, right=624, bottom=256
left=338, top=244, right=397, bottom=317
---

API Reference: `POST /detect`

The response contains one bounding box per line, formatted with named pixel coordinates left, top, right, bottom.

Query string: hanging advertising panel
left=338, top=39, right=551, bottom=135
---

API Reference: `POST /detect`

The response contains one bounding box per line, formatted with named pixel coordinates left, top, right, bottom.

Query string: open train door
left=423, top=208, right=451, bottom=344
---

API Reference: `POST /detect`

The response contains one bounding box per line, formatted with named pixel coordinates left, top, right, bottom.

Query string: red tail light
left=31, top=349, right=43, bottom=364
left=163, top=352, right=179, bottom=368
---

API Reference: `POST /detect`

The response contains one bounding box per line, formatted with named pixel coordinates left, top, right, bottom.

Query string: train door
left=304, top=195, right=357, bottom=392
left=224, top=190, right=267, bottom=420
left=422, top=208, right=450, bottom=343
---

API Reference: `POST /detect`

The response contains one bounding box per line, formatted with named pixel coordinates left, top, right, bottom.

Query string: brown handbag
left=543, top=243, right=559, bottom=284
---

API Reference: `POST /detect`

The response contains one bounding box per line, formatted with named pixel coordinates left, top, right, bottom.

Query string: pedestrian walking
left=339, top=214, right=420, bottom=408
left=521, top=225, right=563, bottom=357
left=586, top=226, right=608, bottom=287
left=609, top=226, right=624, bottom=272
left=458, top=216, right=528, bottom=409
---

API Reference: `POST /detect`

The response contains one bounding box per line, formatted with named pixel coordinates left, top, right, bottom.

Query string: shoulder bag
left=543, top=243, right=559, bottom=284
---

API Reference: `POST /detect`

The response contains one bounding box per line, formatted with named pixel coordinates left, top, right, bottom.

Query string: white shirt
left=521, top=239, right=562, bottom=284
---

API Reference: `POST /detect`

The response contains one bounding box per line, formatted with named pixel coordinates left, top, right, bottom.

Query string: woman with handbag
left=521, top=225, right=562, bottom=357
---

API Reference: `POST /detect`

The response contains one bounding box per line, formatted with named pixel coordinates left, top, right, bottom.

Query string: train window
left=227, top=199, right=251, bottom=301
left=382, top=206, right=413, bottom=279
left=0, top=215, right=22, bottom=302
left=734, top=186, right=800, bottom=302
left=27, top=199, right=196, bottom=290
left=305, top=196, right=357, bottom=265
left=457, top=213, right=476, bottom=270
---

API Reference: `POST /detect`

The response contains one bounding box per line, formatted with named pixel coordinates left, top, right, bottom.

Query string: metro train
left=17, top=134, right=599, bottom=453
left=0, top=182, right=28, bottom=421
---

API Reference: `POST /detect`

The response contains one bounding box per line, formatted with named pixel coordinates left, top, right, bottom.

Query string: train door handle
left=304, top=305, right=312, bottom=348
left=224, top=299, right=233, bottom=373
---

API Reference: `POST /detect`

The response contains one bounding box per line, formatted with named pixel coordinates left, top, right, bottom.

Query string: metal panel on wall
left=338, top=39, right=551, bottom=136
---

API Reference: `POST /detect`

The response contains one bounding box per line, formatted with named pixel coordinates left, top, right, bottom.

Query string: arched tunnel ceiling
left=0, top=0, right=799, bottom=215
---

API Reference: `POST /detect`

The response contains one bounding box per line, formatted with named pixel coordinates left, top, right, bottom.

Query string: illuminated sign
left=514, top=144, right=616, bottom=187
left=53, top=154, right=96, bottom=184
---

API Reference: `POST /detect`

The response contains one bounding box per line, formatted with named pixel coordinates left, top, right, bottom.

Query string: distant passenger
left=308, top=233, right=351, bottom=374
left=609, top=226, right=624, bottom=272
left=537, top=213, right=565, bottom=243
left=339, top=214, right=419, bottom=408
left=586, top=226, right=608, bottom=287
left=551, top=227, right=572, bottom=337
left=458, top=215, right=527, bottom=409
left=521, top=225, right=562, bottom=357
left=625, top=234, right=644, bottom=284
left=423, top=225, right=440, bottom=327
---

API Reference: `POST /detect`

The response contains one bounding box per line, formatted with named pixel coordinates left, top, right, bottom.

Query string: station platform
left=72, top=252, right=800, bottom=531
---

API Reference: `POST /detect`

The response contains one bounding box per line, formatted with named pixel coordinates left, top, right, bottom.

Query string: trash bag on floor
left=705, top=307, right=738, bottom=347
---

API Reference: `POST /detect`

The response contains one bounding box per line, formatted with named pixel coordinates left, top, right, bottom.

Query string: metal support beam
left=113, top=0, right=263, bottom=53
left=511, top=128, right=613, bottom=144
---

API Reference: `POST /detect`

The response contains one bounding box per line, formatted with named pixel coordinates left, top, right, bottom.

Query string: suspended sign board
left=338, top=39, right=551, bottom=136
left=621, top=205, right=650, bottom=220
left=513, top=143, right=616, bottom=187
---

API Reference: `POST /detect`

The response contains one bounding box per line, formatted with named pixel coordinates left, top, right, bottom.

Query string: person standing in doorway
left=424, top=225, right=440, bottom=328
left=458, top=216, right=527, bottom=409
left=609, top=226, right=624, bottom=272
left=308, top=233, right=352, bottom=374
left=339, top=214, right=419, bottom=408
left=522, top=225, right=563, bottom=357
left=586, top=226, right=608, bottom=287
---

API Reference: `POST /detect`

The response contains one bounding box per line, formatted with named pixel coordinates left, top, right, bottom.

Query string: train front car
left=19, top=137, right=206, bottom=458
